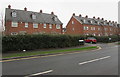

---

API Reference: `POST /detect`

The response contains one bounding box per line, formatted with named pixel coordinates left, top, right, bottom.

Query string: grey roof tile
left=5, top=8, right=63, bottom=25
left=73, top=16, right=117, bottom=27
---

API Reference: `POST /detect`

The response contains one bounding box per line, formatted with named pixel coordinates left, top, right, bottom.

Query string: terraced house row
left=4, top=5, right=120, bottom=36
left=5, top=5, right=63, bottom=35
left=66, top=13, right=120, bottom=36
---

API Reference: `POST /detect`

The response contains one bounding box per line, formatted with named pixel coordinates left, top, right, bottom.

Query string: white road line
left=25, top=70, right=53, bottom=77
left=79, top=56, right=111, bottom=65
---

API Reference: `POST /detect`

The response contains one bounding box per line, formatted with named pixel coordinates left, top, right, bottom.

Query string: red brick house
left=5, top=5, right=63, bottom=35
left=66, top=13, right=119, bottom=36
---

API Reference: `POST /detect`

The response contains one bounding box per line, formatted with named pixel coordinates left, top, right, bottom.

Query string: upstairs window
left=98, top=28, right=101, bottom=30
left=43, top=24, right=47, bottom=28
left=25, top=23, right=28, bottom=28
left=49, top=24, right=52, bottom=29
left=110, top=28, right=112, bottom=31
left=33, top=23, right=38, bottom=28
left=84, top=26, right=88, bottom=30
left=56, top=24, right=60, bottom=29
left=72, top=21, right=74, bottom=24
left=12, top=22, right=18, bottom=27
left=91, top=27, right=95, bottom=30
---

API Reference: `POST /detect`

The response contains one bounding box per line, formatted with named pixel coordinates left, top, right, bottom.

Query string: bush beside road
left=2, top=34, right=120, bottom=53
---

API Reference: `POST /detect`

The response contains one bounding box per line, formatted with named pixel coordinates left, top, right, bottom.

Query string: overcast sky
left=0, top=0, right=119, bottom=29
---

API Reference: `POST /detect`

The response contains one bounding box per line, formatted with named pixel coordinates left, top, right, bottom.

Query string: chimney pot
left=93, top=16, right=95, bottom=19
left=51, top=12, right=54, bottom=15
left=105, top=20, right=107, bottom=22
left=112, top=21, right=114, bottom=23
left=24, top=7, right=27, bottom=11
left=8, top=5, right=11, bottom=9
left=79, top=14, right=82, bottom=17
left=97, top=17, right=100, bottom=19
left=73, top=13, right=75, bottom=16
left=85, top=15, right=88, bottom=18
left=40, top=10, right=42, bottom=13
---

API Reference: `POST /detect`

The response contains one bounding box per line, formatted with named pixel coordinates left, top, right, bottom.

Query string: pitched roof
left=73, top=16, right=117, bottom=27
left=5, top=8, right=63, bottom=25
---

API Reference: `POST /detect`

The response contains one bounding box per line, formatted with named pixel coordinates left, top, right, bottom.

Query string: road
left=2, top=43, right=118, bottom=76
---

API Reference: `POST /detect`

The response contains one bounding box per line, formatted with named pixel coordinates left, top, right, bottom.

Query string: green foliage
left=2, top=34, right=120, bottom=53
left=2, top=34, right=84, bottom=53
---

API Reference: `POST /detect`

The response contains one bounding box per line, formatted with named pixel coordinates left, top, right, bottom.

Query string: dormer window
left=52, top=17, right=57, bottom=21
left=12, top=10, right=17, bottom=17
left=97, top=22, right=100, bottom=25
left=32, top=14, right=36, bottom=19
left=83, top=19, right=86, bottom=23
left=95, top=21, right=97, bottom=24
left=54, top=17, right=57, bottom=21
left=90, top=21, right=93, bottom=24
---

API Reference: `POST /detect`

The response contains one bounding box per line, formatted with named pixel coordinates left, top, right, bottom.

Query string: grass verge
left=3, top=46, right=98, bottom=59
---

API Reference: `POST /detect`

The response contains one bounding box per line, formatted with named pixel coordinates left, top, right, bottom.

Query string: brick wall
left=66, top=16, right=119, bottom=36
left=5, top=21, right=62, bottom=35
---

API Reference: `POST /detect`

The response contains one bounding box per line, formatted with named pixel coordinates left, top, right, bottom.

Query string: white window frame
left=56, top=24, right=60, bottom=29
left=12, top=11, right=17, bottom=17
left=84, top=26, right=88, bottom=30
left=12, top=22, right=18, bottom=27
left=72, top=21, right=74, bottom=24
left=98, top=34, right=101, bottom=36
left=98, top=28, right=100, bottom=31
left=110, top=28, right=112, bottom=31
left=32, top=14, right=36, bottom=19
left=49, top=24, right=52, bottom=29
left=25, top=23, right=28, bottom=28
left=43, top=24, right=47, bottom=28
left=11, top=32, right=18, bottom=35
left=72, top=28, right=74, bottom=31
left=93, top=27, right=95, bottom=30
left=33, top=23, right=38, bottom=28
left=104, top=28, right=107, bottom=31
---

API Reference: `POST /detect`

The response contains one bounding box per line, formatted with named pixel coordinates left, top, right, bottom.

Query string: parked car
left=79, top=39, right=85, bottom=45
left=85, top=37, right=97, bottom=44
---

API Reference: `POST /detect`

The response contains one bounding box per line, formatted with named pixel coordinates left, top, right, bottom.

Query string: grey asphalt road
left=2, top=43, right=118, bottom=76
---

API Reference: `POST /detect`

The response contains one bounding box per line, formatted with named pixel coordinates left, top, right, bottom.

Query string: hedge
left=2, top=34, right=120, bottom=53
left=2, top=34, right=84, bottom=53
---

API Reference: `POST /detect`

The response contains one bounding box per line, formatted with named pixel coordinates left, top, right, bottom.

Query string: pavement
left=2, top=43, right=118, bottom=76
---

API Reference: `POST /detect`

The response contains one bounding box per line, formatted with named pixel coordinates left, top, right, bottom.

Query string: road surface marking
left=25, top=70, right=53, bottom=77
left=79, top=56, right=111, bottom=65
left=1, top=46, right=101, bottom=62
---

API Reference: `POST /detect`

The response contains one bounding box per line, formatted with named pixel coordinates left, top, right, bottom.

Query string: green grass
left=3, top=46, right=98, bottom=58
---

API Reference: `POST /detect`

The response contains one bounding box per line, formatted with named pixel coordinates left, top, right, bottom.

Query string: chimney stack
left=102, top=18, right=104, bottom=20
left=79, top=14, right=82, bottom=17
left=73, top=13, right=75, bottom=16
left=24, top=7, right=27, bottom=11
left=97, top=17, right=100, bottom=20
left=8, top=5, right=11, bottom=9
left=40, top=10, right=42, bottom=13
left=51, top=12, right=54, bottom=15
left=93, top=16, right=95, bottom=19
left=105, top=20, right=107, bottom=22
left=85, top=15, right=88, bottom=18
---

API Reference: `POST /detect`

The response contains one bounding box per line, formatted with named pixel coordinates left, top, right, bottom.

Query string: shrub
left=2, top=34, right=85, bottom=53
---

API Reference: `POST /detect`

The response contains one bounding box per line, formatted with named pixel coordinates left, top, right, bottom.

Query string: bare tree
left=0, top=12, right=4, bottom=32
